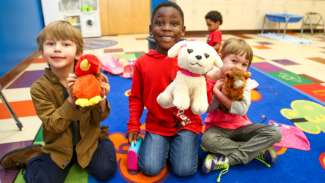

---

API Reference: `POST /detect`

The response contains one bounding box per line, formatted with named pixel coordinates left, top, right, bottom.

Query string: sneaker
left=255, top=147, right=277, bottom=168
left=203, top=154, right=230, bottom=182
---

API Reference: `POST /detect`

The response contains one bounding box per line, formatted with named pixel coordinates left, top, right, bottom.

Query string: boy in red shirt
left=127, top=2, right=202, bottom=177
left=205, top=10, right=223, bottom=53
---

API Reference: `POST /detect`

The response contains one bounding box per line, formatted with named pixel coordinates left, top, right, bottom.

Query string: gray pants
left=201, top=124, right=281, bottom=166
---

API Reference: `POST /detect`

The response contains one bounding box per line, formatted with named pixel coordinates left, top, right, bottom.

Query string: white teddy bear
left=157, top=40, right=223, bottom=114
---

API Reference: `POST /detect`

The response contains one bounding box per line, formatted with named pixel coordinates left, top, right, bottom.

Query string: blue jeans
left=24, top=139, right=117, bottom=183
left=139, top=130, right=199, bottom=177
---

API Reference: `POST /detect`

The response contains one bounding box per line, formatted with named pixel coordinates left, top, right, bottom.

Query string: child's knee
left=140, top=162, right=164, bottom=176
left=172, top=162, right=197, bottom=177
left=89, top=140, right=117, bottom=181
left=262, top=125, right=282, bottom=144
left=201, top=136, right=210, bottom=151
left=139, top=153, right=164, bottom=176
left=91, top=164, right=117, bottom=181
left=24, top=155, right=64, bottom=183
left=270, top=126, right=282, bottom=143
left=201, top=131, right=221, bottom=150
left=201, top=131, right=213, bottom=146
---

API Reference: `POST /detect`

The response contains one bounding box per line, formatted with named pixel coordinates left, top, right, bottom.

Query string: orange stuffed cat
left=219, top=67, right=250, bottom=112
left=223, top=67, right=250, bottom=101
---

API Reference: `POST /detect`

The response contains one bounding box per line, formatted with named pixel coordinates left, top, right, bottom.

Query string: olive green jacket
left=30, top=68, right=110, bottom=169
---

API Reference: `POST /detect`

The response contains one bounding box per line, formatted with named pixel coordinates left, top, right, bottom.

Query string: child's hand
left=128, top=132, right=139, bottom=144
left=98, top=73, right=110, bottom=98
left=213, top=79, right=224, bottom=94
left=67, top=73, right=78, bottom=104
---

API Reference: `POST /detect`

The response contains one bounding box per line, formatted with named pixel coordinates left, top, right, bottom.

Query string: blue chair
left=261, top=13, right=303, bottom=34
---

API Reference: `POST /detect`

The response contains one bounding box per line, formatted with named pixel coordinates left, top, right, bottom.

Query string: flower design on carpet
left=280, top=100, right=325, bottom=134
left=109, top=125, right=168, bottom=183
left=251, top=90, right=262, bottom=101
left=320, top=153, right=325, bottom=170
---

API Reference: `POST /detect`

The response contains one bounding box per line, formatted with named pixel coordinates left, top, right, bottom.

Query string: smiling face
left=42, top=39, right=78, bottom=70
left=150, top=6, right=185, bottom=54
left=37, top=21, right=83, bottom=71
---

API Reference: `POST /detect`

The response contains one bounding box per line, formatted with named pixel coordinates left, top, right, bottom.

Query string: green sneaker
left=255, top=147, right=277, bottom=168
left=202, top=154, right=229, bottom=182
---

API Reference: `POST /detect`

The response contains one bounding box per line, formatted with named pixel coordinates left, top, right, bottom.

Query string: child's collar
left=147, top=49, right=167, bottom=59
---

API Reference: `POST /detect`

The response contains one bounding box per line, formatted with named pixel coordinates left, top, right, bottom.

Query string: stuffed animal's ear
left=210, top=50, right=223, bottom=68
left=168, top=41, right=187, bottom=58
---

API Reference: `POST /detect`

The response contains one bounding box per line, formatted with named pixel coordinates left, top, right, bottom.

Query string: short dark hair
left=151, top=1, right=184, bottom=25
left=205, top=10, right=223, bottom=25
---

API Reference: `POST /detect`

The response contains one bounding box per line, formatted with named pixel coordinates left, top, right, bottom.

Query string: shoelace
left=255, top=154, right=271, bottom=168
left=216, top=165, right=229, bottom=182
left=211, top=157, right=229, bottom=182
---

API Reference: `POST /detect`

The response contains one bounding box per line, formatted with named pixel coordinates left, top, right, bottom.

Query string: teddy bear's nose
left=195, top=55, right=202, bottom=60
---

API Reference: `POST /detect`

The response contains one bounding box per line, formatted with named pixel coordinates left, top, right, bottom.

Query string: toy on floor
left=269, top=120, right=310, bottom=151
left=121, top=60, right=135, bottom=78
left=99, top=54, right=124, bottom=75
left=72, top=54, right=103, bottom=107
left=127, top=137, right=143, bottom=172
left=157, top=40, right=223, bottom=115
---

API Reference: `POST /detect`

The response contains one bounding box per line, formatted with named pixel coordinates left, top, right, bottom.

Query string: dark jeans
left=24, top=139, right=117, bottom=183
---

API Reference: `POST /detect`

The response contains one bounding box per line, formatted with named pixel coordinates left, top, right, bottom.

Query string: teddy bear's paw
left=191, top=102, right=208, bottom=114
left=173, top=97, right=190, bottom=111
left=157, top=93, right=173, bottom=108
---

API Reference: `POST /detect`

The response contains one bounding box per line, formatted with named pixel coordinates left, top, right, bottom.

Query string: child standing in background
left=203, top=38, right=281, bottom=182
left=205, top=10, right=223, bottom=53
left=127, top=2, right=202, bottom=177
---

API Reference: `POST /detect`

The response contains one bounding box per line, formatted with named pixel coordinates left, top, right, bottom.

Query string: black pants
left=24, top=139, right=117, bottom=183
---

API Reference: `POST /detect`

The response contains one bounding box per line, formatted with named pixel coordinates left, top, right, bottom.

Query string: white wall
left=175, top=0, right=325, bottom=31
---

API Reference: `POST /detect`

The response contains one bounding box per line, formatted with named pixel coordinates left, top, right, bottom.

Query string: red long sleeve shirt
left=127, top=49, right=203, bottom=136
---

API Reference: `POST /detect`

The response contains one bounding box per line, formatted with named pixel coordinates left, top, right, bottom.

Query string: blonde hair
left=221, top=38, right=253, bottom=67
left=37, top=20, right=83, bottom=55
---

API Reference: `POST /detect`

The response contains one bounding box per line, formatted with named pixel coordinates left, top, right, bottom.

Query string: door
left=100, top=0, right=150, bottom=35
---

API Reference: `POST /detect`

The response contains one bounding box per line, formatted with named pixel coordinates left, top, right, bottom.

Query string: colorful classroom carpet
left=0, top=33, right=324, bottom=183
